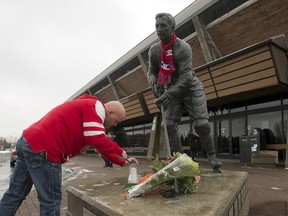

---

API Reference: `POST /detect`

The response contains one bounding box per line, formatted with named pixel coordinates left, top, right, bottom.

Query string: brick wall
left=209, top=0, right=288, bottom=57
left=190, top=0, right=288, bottom=68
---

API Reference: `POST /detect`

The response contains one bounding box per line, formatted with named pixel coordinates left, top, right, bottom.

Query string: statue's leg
left=185, top=79, right=222, bottom=173
left=166, top=120, right=182, bottom=153
left=163, top=99, right=184, bottom=154
left=194, top=119, right=222, bottom=173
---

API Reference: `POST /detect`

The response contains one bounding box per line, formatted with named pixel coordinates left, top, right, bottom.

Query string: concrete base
left=66, top=170, right=249, bottom=216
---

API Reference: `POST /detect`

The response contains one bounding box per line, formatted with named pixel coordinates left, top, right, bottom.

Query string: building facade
left=69, top=0, right=288, bottom=161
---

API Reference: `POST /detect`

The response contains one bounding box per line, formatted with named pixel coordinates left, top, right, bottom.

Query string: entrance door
left=215, top=116, right=245, bottom=157
left=231, top=117, right=246, bottom=156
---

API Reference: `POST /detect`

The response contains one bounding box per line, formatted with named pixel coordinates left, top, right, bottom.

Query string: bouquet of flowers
left=125, top=153, right=201, bottom=199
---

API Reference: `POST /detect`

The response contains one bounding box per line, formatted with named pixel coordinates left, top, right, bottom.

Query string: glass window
left=124, top=126, right=133, bottom=131
left=216, top=109, right=222, bottom=116
left=133, top=130, right=144, bottom=147
left=144, top=123, right=152, bottom=128
left=178, top=122, right=190, bottom=134
left=247, top=111, right=283, bottom=143
left=247, top=100, right=280, bottom=110
left=180, top=116, right=190, bottom=121
left=175, top=20, right=195, bottom=39
left=126, top=131, right=134, bottom=147
left=199, top=0, right=250, bottom=26
left=209, top=121, right=214, bottom=136
left=178, top=122, right=190, bottom=147
left=283, top=110, right=288, bottom=143
left=216, top=119, right=230, bottom=154
left=231, top=106, right=245, bottom=113
left=144, top=128, right=151, bottom=147
left=212, top=106, right=229, bottom=116
left=208, top=110, right=214, bottom=117
left=283, top=94, right=288, bottom=105
left=114, top=126, right=126, bottom=148
left=247, top=96, right=280, bottom=110
left=134, top=124, right=144, bottom=129
left=230, top=101, right=246, bottom=113
left=231, top=117, right=245, bottom=155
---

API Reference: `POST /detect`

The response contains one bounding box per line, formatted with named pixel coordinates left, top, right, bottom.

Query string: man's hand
left=125, top=157, right=138, bottom=165
left=155, top=91, right=173, bottom=110
left=152, top=82, right=164, bottom=98
left=121, top=150, right=128, bottom=159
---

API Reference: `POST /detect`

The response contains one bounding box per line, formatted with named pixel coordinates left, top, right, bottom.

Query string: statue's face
left=155, top=16, right=173, bottom=43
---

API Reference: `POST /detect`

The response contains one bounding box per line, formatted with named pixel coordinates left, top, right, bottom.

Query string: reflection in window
left=145, top=123, right=152, bottom=128
left=216, top=120, right=229, bottom=154
left=230, top=106, right=245, bottom=113
left=178, top=123, right=190, bottom=134
left=282, top=93, right=288, bottom=105
left=178, top=122, right=190, bottom=147
left=209, top=121, right=214, bottom=137
left=133, top=130, right=144, bottom=147
left=145, top=128, right=151, bottom=147
left=247, top=98, right=280, bottom=110
left=231, top=118, right=245, bottom=155
left=114, top=123, right=152, bottom=148
left=208, top=110, right=214, bottom=117
left=114, top=126, right=126, bottom=148
left=134, top=124, right=144, bottom=129
left=125, top=126, right=133, bottom=130
left=283, top=110, right=288, bottom=143
left=180, top=116, right=190, bottom=121
left=126, top=131, right=134, bottom=147
left=247, top=111, right=283, bottom=143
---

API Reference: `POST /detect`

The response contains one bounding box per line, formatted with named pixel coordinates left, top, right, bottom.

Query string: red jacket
left=23, top=94, right=125, bottom=166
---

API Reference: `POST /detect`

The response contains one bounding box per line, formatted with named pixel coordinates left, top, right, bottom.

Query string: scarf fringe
left=157, top=73, right=171, bottom=85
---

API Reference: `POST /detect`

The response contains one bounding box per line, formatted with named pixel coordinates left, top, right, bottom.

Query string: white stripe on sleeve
left=95, top=101, right=105, bottom=123
left=84, top=131, right=105, bottom=136
left=83, top=122, right=104, bottom=128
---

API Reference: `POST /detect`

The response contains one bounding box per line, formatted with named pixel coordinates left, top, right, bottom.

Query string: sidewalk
left=15, top=154, right=288, bottom=216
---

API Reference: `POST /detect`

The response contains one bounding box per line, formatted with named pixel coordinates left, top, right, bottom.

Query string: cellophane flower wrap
left=125, top=153, right=201, bottom=199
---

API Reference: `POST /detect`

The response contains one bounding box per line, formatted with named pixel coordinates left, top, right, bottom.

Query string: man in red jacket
left=0, top=94, right=138, bottom=216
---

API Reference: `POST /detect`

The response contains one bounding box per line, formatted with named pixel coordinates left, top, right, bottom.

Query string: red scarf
left=157, top=33, right=177, bottom=85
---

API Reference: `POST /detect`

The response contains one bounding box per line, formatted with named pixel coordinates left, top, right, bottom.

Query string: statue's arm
left=147, top=45, right=164, bottom=98
left=147, top=45, right=159, bottom=86
left=167, top=41, right=194, bottom=98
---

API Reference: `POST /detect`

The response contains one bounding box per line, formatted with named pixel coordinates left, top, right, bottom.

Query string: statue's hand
left=152, top=82, right=164, bottom=98
left=155, top=91, right=173, bottom=110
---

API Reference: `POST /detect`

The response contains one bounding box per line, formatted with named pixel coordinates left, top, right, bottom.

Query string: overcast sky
left=0, top=0, right=194, bottom=140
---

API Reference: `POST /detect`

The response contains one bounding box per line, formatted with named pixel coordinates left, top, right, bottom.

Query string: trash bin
left=240, top=136, right=251, bottom=164
left=250, top=128, right=266, bottom=149
left=240, top=135, right=260, bottom=164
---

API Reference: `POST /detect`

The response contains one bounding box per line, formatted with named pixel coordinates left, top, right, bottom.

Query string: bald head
left=104, top=101, right=126, bottom=129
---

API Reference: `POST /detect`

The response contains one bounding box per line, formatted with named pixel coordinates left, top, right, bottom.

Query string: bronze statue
left=147, top=12, right=222, bottom=173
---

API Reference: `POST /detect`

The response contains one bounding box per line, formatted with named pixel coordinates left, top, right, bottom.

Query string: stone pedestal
left=66, top=170, right=249, bottom=216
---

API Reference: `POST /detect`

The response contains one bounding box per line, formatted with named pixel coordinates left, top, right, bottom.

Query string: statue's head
left=155, top=13, right=175, bottom=43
